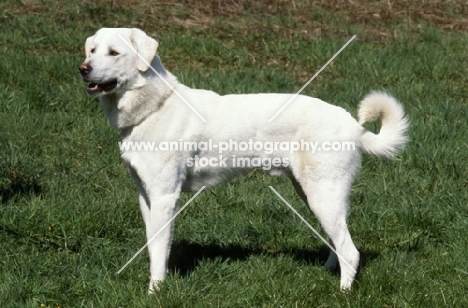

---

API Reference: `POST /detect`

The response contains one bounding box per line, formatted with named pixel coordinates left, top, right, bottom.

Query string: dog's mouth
left=86, top=79, right=118, bottom=95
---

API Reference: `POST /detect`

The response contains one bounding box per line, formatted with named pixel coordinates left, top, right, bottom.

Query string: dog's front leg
left=128, top=165, right=181, bottom=293
left=145, top=192, right=179, bottom=293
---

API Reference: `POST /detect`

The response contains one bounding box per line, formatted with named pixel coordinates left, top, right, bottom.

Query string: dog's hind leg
left=297, top=175, right=359, bottom=290
left=290, top=175, right=338, bottom=272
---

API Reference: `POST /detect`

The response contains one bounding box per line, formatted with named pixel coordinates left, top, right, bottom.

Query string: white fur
left=358, top=91, right=409, bottom=158
left=80, top=28, right=409, bottom=293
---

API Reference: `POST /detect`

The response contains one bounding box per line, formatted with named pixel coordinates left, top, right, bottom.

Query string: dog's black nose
left=79, top=62, right=92, bottom=76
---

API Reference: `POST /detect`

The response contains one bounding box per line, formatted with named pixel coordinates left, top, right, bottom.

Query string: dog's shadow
left=168, top=239, right=379, bottom=279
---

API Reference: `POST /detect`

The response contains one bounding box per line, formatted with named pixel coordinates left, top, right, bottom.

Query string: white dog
left=79, top=28, right=408, bottom=293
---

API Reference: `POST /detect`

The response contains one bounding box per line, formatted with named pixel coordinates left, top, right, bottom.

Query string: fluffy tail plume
left=358, top=91, right=409, bottom=158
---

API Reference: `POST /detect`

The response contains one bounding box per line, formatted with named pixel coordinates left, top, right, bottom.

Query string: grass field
left=0, top=0, right=467, bottom=306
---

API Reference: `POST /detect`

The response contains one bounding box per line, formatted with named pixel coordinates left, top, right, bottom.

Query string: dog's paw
left=339, top=281, right=353, bottom=292
left=148, top=279, right=162, bottom=294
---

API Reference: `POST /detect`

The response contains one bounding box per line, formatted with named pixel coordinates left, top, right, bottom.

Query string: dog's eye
left=109, top=49, right=120, bottom=56
left=90, top=48, right=95, bottom=54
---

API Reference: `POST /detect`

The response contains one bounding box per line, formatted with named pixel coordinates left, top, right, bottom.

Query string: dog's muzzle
left=79, top=62, right=118, bottom=96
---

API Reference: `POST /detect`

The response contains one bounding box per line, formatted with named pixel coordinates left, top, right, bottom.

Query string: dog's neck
left=100, top=56, right=178, bottom=136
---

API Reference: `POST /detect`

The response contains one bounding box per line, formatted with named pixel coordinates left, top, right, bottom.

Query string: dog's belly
left=181, top=156, right=289, bottom=192
left=182, top=165, right=248, bottom=192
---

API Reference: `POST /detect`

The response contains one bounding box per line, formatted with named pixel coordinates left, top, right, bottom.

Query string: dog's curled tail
left=358, top=91, right=409, bottom=158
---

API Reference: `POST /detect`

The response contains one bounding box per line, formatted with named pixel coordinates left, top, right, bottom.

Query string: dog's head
left=79, top=28, right=158, bottom=97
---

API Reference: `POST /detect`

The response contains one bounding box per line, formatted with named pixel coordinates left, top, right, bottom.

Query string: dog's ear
left=130, top=28, right=159, bottom=72
left=85, top=35, right=95, bottom=58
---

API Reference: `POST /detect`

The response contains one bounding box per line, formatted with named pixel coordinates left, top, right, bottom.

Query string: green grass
left=1, top=0, right=467, bottom=307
